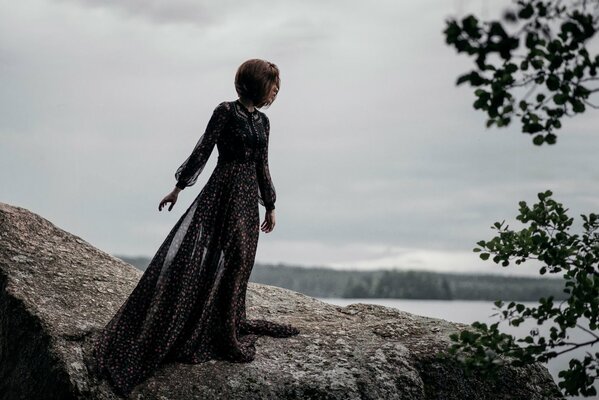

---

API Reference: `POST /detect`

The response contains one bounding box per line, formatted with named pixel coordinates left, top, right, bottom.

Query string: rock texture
left=0, top=202, right=564, bottom=399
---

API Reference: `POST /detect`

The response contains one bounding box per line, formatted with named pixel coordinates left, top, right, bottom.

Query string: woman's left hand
left=261, top=210, right=276, bottom=233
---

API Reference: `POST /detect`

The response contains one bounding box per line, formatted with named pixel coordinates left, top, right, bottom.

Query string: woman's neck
left=238, top=97, right=255, bottom=112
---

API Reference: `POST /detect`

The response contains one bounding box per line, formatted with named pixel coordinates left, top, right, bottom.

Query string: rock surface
left=0, top=202, right=564, bottom=399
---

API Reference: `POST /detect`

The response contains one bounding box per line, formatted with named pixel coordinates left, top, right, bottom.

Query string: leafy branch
left=444, top=0, right=599, bottom=145
left=446, top=190, right=599, bottom=397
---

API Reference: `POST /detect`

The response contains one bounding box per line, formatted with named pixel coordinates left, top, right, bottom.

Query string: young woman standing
left=93, top=59, right=300, bottom=397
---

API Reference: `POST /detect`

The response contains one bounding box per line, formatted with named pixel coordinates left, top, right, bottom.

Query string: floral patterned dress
left=92, top=99, right=300, bottom=397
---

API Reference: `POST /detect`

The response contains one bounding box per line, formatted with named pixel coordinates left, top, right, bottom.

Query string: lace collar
left=234, top=99, right=260, bottom=120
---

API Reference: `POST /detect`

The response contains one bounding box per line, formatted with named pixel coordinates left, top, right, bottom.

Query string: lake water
left=318, top=298, right=598, bottom=399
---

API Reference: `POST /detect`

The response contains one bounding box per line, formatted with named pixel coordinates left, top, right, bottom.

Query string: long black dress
left=92, top=99, right=300, bottom=397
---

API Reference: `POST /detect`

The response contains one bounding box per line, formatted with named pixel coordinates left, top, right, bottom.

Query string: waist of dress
left=216, top=155, right=258, bottom=165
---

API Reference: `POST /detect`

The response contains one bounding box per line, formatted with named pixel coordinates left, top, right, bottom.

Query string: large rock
left=0, top=202, right=563, bottom=399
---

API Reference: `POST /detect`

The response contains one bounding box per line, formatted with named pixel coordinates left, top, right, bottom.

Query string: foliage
left=447, top=190, right=599, bottom=397
left=443, top=0, right=599, bottom=145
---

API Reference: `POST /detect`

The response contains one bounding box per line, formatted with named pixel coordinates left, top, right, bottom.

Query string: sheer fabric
left=174, top=102, right=229, bottom=190
left=256, top=114, right=276, bottom=211
left=92, top=100, right=297, bottom=397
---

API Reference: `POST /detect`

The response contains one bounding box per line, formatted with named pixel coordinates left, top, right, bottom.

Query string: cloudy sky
left=2, top=0, right=598, bottom=277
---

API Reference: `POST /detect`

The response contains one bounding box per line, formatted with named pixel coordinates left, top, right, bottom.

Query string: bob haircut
left=234, top=59, right=280, bottom=109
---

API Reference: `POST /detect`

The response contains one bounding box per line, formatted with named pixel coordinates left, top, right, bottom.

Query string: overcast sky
left=2, top=0, right=598, bottom=277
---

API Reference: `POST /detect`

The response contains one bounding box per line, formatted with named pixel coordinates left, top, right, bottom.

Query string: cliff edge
left=0, top=202, right=563, bottom=399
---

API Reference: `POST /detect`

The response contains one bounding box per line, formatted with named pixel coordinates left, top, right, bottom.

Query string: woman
left=92, top=59, right=300, bottom=397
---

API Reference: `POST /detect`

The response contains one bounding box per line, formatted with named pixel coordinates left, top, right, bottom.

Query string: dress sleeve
left=256, top=114, right=276, bottom=211
left=175, top=102, right=229, bottom=190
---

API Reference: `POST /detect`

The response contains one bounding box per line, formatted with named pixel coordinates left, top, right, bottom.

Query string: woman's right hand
left=159, top=189, right=180, bottom=212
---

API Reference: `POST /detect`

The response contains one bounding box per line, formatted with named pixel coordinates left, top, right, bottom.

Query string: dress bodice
left=216, top=99, right=268, bottom=164
left=174, top=100, right=276, bottom=211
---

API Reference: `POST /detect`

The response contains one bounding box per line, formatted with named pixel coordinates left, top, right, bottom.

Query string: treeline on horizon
left=116, top=256, right=567, bottom=301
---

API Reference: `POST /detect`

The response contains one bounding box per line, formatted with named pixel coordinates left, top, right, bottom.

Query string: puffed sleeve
left=256, top=114, right=276, bottom=211
left=175, top=102, right=229, bottom=190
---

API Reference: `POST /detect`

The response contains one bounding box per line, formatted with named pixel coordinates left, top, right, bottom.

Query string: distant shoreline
left=114, top=255, right=566, bottom=302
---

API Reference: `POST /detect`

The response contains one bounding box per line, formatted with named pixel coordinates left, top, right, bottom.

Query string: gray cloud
left=54, top=0, right=222, bottom=28
left=2, top=0, right=598, bottom=276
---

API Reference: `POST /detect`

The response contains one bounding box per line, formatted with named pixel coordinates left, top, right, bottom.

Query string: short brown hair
left=234, top=59, right=280, bottom=109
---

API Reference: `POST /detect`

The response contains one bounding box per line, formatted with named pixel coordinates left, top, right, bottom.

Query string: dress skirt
left=92, top=159, right=300, bottom=397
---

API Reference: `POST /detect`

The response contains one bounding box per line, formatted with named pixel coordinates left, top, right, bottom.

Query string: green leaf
left=572, top=100, right=585, bottom=113
left=533, top=134, right=545, bottom=145
left=456, top=72, right=470, bottom=85
left=518, top=4, right=534, bottom=19
left=553, top=93, right=568, bottom=105
left=546, top=75, right=560, bottom=91
left=505, top=63, right=518, bottom=73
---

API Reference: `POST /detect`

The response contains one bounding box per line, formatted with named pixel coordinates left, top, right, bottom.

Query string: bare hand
left=261, top=210, right=276, bottom=233
left=159, top=190, right=179, bottom=211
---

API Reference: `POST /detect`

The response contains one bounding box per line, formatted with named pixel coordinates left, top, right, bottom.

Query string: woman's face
left=267, top=83, right=279, bottom=103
